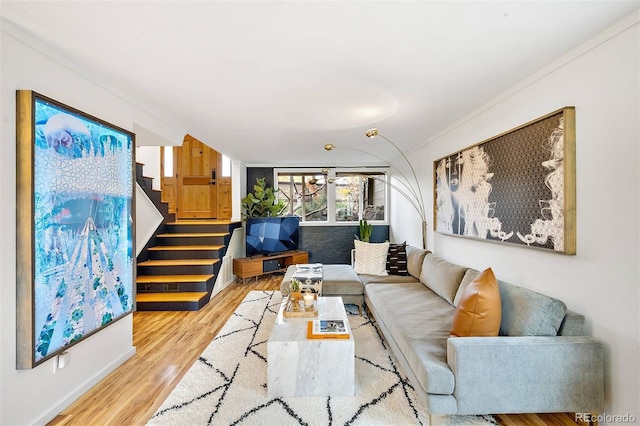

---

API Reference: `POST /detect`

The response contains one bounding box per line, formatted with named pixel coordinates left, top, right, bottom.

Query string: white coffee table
left=267, top=296, right=355, bottom=397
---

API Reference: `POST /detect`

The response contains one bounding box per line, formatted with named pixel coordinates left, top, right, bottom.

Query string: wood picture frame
left=16, top=90, right=136, bottom=369
left=433, top=107, right=576, bottom=254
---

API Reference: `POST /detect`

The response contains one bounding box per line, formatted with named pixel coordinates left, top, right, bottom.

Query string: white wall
left=136, top=146, right=162, bottom=190
left=0, top=24, right=185, bottom=425
left=233, top=160, right=247, bottom=222
left=391, top=13, right=639, bottom=421
left=135, top=184, right=165, bottom=256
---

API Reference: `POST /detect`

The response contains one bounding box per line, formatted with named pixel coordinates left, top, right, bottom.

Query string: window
left=277, top=172, right=328, bottom=222
left=275, top=168, right=387, bottom=224
left=163, top=146, right=173, bottom=177
left=221, top=154, right=231, bottom=177
left=335, top=172, right=385, bottom=222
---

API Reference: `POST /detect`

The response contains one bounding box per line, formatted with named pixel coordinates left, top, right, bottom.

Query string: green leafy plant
left=290, top=278, right=301, bottom=293
left=241, top=177, right=286, bottom=219
left=356, top=219, right=373, bottom=242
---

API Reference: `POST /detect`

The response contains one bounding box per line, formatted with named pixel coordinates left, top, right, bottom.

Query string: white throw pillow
left=353, top=240, right=389, bottom=276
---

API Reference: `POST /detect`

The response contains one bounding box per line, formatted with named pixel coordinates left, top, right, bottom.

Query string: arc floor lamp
left=324, top=128, right=427, bottom=249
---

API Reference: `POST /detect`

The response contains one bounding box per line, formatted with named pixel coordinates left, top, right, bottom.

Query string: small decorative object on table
left=302, top=288, right=314, bottom=308
left=283, top=282, right=318, bottom=318
left=293, top=263, right=323, bottom=295
left=289, top=278, right=301, bottom=302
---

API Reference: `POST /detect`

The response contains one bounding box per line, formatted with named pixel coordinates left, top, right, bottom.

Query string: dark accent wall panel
left=299, top=225, right=389, bottom=264
left=247, top=167, right=275, bottom=191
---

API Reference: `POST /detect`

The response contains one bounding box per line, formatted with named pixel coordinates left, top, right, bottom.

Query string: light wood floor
left=48, top=274, right=589, bottom=426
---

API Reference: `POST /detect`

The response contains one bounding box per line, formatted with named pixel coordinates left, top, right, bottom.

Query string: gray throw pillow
left=498, top=281, right=567, bottom=336
left=453, top=268, right=481, bottom=307
left=419, top=253, right=467, bottom=306
left=405, top=246, right=430, bottom=279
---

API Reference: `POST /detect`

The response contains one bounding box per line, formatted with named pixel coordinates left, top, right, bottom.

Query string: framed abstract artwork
left=433, top=107, right=576, bottom=254
left=16, top=91, right=136, bottom=369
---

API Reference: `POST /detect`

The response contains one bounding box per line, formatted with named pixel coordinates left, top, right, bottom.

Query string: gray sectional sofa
left=281, top=246, right=605, bottom=417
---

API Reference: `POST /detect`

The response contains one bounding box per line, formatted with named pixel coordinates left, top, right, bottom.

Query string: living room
left=1, top=2, right=639, bottom=425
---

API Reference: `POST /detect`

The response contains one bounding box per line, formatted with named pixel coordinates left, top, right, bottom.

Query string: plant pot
left=290, top=291, right=301, bottom=302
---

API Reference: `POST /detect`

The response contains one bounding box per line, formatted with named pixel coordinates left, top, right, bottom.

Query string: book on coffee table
left=307, top=319, right=350, bottom=339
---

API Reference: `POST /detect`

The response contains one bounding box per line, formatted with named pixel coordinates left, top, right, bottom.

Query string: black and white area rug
left=148, top=291, right=498, bottom=426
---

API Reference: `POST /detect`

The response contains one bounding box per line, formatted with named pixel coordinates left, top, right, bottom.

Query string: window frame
left=273, top=167, right=389, bottom=226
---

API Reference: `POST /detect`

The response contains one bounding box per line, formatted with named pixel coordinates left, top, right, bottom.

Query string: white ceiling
left=2, top=1, right=638, bottom=166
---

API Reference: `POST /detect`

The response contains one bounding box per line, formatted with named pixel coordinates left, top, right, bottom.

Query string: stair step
left=136, top=291, right=210, bottom=311
left=156, top=232, right=230, bottom=246
left=148, top=245, right=224, bottom=251
left=157, top=233, right=229, bottom=238
left=165, top=221, right=239, bottom=234
left=136, top=292, right=208, bottom=302
left=136, top=274, right=215, bottom=298
left=136, top=274, right=214, bottom=283
left=147, top=245, right=225, bottom=260
left=138, top=259, right=220, bottom=266
left=137, top=258, right=220, bottom=275
left=167, top=220, right=233, bottom=225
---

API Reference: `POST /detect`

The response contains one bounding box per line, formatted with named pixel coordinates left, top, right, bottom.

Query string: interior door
left=217, top=179, right=232, bottom=219
left=176, top=135, right=218, bottom=219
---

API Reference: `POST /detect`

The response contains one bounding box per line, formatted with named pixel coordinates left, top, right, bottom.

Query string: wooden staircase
left=135, top=162, right=240, bottom=311
left=136, top=220, right=234, bottom=310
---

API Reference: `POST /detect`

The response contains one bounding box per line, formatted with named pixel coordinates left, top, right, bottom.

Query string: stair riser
left=158, top=236, right=228, bottom=246
left=138, top=264, right=219, bottom=276
left=166, top=223, right=233, bottom=233
left=137, top=281, right=209, bottom=293
left=139, top=176, right=153, bottom=192
left=148, top=249, right=224, bottom=260
left=147, top=190, right=161, bottom=204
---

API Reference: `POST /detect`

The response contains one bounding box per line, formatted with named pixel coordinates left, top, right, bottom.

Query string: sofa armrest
left=447, top=336, right=604, bottom=415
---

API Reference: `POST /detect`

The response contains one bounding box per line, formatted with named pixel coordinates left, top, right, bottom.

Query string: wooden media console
left=233, top=250, right=309, bottom=283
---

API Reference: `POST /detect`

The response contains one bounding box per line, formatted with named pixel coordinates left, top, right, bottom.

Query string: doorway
left=161, top=135, right=232, bottom=220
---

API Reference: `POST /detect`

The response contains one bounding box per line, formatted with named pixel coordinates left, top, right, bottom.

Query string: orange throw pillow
left=450, top=268, right=501, bottom=337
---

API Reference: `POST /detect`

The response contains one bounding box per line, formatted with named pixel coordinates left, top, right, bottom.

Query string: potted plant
left=289, top=278, right=301, bottom=302
left=241, top=177, right=286, bottom=219
left=356, top=219, right=373, bottom=242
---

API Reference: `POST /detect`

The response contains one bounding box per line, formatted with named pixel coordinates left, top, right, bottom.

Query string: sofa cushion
left=557, top=310, right=586, bottom=336
left=405, top=246, right=430, bottom=279
left=365, top=283, right=456, bottom=395
left=420, top=254, right=468, bottom=306
left=353, top=240, right=389, bottom=276
left=321, top=265, right=363, bottom=296
left=453, top=268, right=480, bottom=307
left=450, top=268, right=501, bottom=337
left=498, top=280, right=567, bottom=336
left=386, top=242, right=408, bottom=275
left=359, top=274, right=420, bottom=286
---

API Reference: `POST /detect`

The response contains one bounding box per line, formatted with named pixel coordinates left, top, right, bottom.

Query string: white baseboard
left=35, top=347, right=137, bottom=425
